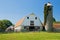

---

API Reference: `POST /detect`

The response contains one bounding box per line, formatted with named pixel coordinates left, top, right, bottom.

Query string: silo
left=44, top=2, right=53, bottom=32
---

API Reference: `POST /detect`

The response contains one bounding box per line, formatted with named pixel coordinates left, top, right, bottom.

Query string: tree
left=0, top=20, right=3, bottom=31
left=0, top=19, right=13, bottom=32
left=44, top=3, right=48, bottom=26
left=53, top=17, right=56, bottom=22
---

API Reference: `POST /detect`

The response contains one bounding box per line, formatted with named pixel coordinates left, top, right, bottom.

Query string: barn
left=5, top=2, right=60, bottom=32
left=14, top=13, right=43, bottom=32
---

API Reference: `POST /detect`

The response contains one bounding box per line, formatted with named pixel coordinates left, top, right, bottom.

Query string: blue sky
left=0, top=0, right=60, bottom=24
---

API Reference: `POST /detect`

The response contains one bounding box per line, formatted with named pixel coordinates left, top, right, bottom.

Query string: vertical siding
left=22, top=14, right=42, bottom=26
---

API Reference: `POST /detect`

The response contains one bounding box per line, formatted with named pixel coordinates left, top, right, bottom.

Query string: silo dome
left=47, top=2, right=52, bottom=6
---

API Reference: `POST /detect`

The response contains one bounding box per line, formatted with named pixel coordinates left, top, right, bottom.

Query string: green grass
left=0, top=32, right=60, bottom=40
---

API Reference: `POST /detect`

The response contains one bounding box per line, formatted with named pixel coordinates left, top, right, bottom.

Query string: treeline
left=0, top=19, right=13, bottom=32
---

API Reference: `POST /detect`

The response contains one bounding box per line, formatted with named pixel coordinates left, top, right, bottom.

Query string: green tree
left=0, top=19, right=13, bottom=32
left=44, top=3, right=48, bottom=26
left=0, top=20, right=3, bottom=31
left=53, top=17, right=56, bottom=22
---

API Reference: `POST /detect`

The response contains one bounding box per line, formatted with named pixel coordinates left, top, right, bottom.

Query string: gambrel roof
left=15, top=13, right=43, bottom=28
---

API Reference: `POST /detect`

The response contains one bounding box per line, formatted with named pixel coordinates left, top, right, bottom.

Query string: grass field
left=0, top=32, right=60, bottom=40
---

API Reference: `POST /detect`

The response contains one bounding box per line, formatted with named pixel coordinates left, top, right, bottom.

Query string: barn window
left=35, top=17, right=37, bottom=20
left=27, top=17, right=29, bottom=19
left=30, top=21, right=34, bottom=23
left=30, top=21, right=34, bottom=26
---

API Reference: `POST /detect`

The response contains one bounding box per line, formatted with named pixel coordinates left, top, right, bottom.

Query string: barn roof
left=15, top=13, right=42, bottom=28
left=15, top=17, right=25, bottom=27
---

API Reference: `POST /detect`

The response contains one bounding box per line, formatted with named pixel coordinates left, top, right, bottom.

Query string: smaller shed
left=53, top=23, right=60, bottom=32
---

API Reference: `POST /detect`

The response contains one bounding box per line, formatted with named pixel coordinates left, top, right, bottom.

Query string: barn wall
left=53, top=28, right=60, bottom=32
left=22, top=14, right=42, bottom=26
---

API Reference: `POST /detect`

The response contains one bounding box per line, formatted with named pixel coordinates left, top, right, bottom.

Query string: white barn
left=14, top=13, right=43, bottom=32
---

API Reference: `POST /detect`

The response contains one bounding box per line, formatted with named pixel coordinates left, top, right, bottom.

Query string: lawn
left=0, top=32, right=60, bottom=40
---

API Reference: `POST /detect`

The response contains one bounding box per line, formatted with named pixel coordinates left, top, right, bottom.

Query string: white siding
left=22, top=14, right=42, bottom=26
left=14, top=26, right=22, bottom=32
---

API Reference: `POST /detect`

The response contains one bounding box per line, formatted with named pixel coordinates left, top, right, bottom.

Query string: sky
left=0, top=0, right=60, bottom=24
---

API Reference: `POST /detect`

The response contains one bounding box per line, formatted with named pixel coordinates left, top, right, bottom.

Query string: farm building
left=5, top=2, right=60, bottom=32
left=53, top=23, right=60, bottom=32
left=14, top=13, right=43, bottom=32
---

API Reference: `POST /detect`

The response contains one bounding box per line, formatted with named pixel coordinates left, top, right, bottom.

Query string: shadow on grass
left=0, top=31, right=60, bottom=34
